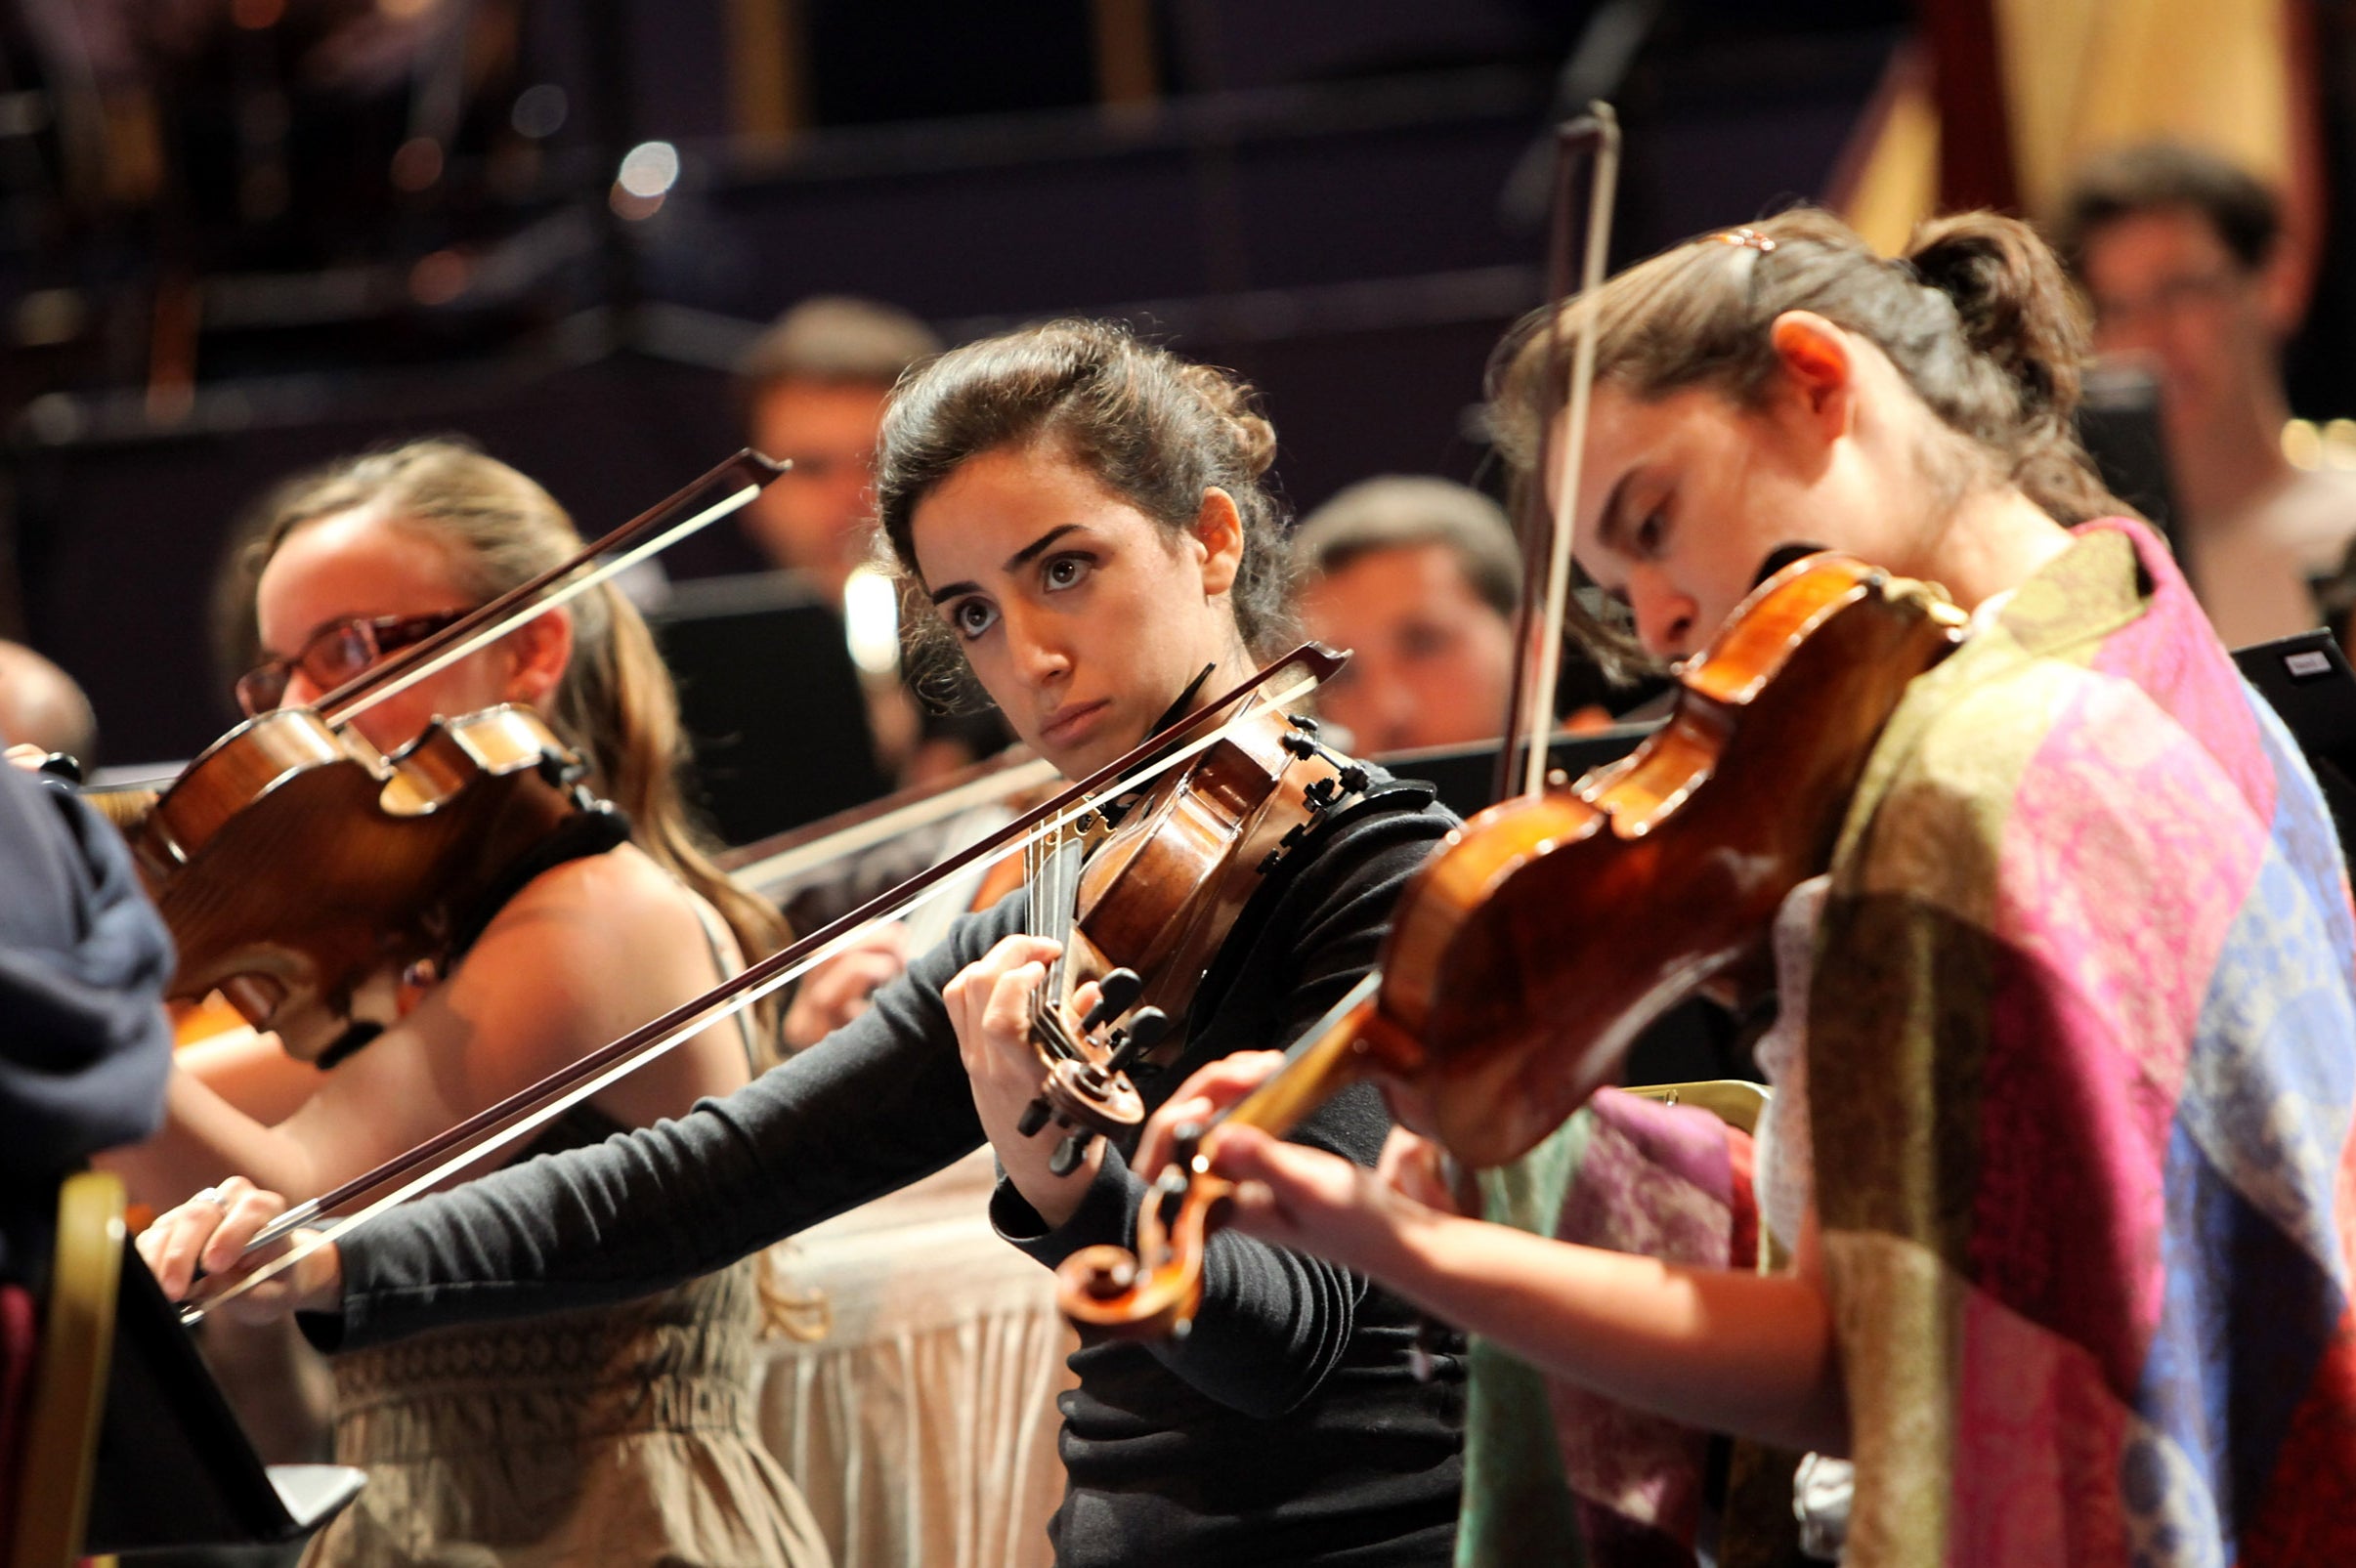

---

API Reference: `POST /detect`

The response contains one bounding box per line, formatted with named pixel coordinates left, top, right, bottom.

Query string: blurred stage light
left=618, top=142, right=681, bottom=199
left=409, top=250, right=471, bottom=306
left=512, top=84, right=568, bottom=140
left=2284, top=418, right=2323, bottom=472
left=610, top=184, right=664, bottom=222
left=843, top=566, right=902, bottom=677
left=391, top=137, right=445, bottom=192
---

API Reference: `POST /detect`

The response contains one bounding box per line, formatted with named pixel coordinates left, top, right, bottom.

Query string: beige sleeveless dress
left=300, top=843, right=830, bottom=1568
left=301, top=1105, right=830, bottom=1568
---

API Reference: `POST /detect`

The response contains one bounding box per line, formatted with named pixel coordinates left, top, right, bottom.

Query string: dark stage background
left=4, top=0, right=2353, bottom=778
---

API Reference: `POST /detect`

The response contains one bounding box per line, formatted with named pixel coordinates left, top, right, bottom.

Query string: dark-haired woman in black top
left=146, top=320, right=1467, bottom=1568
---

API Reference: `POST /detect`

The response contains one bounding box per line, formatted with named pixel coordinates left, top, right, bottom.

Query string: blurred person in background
left=102, top=440, right=833, bottom=1567
left=2056, top=141, right=2356, bottom=646
left=1291, top=477, right=1521, bottom=755
left=0, top=641, right=99, bottom=765
left=738, top=296, right=941, bottom=598
left=727, top=296, right=1011, bottom=784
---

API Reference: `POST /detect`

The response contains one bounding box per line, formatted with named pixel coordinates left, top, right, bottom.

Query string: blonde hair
left=1490, top=207, right=2127, bottom=671
left=225, top=439, right=787, bottom=1014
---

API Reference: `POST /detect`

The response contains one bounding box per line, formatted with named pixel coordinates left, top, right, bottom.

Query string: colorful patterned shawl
left=1458, top=1086, right=1759, bottom=1568
left=1810, top=518, right=2356, bottom=1565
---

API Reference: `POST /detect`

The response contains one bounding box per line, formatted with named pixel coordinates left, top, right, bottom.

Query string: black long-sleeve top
left=306, top=773, right=1467, bottom=1567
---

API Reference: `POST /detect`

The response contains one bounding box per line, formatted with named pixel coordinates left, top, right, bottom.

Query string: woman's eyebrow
left=928, top=523, right=1089, bottom=605
left=1005, top=523, right=1085, bottom=572
left=1591, top=471, right=1638, bottom=554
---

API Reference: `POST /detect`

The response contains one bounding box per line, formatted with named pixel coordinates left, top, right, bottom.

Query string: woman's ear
left=503, top=605, right=575, bottom=707
left=1766, top=311, right=1859, bottom=445
left=1192, top=487, right=1245, bottom=599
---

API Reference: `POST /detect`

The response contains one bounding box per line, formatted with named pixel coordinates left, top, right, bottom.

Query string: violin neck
left=1027, top=825, right=1081, bottom=1000
left=1225, top=978, right=1384, bottom=1140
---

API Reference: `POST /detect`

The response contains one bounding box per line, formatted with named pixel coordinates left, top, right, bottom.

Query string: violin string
left=1028, top=820, right=1081, bottom=1058
left=1523, top=104, right=1620, bottom=800
left=334, top=483, right=762, bottom=726
left=197, top=665, right=1332, bottom=1308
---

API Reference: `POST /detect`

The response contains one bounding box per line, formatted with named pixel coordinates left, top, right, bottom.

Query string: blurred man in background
left=1292, top=476, right=1521, bottom=755
left=0, top=641, right=98, bottom=765
left=2057, top=142, right=2356, bottom=646
left=732, top=296, right=943, bottom=600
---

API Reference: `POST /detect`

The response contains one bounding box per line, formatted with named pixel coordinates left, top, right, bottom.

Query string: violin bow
left=185, top=642, right=1349, bottom=1323
left=1492, top=105, right=1622, bottom=805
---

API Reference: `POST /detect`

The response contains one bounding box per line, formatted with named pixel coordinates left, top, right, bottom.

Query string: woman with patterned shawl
left=1140, top=206, right=2356, bottom=1566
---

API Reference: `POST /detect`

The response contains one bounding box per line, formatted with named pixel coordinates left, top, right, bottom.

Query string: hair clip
left=1708, top=228, right=1778, bottom=253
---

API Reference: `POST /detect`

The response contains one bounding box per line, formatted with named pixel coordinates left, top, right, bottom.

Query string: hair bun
left=1904, top=211, right=2085, bottom=428
left=1178, top=361, right=1278, bottom=479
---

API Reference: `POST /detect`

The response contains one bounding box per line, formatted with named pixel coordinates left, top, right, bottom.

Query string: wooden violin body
left=1024, top=696, right=1359, bottom=1159
left=1372, top=555, right=1964, bottom=1165
left=132, top=702, right=587, bottom=1062
left=1060, top=553, right=1966, bottom=1335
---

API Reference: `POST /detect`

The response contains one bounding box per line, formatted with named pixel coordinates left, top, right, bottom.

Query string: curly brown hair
left=872, top=319, right=1297, bottom=708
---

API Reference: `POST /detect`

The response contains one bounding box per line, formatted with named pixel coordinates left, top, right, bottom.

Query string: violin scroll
left=1022, top=699, right=1367, bottom=1180
left=1054, top=976, right=1399, bottom=1336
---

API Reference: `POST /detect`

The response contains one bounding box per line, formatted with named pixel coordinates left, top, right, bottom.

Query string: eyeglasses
left=236, top=610, right=472, bottom=716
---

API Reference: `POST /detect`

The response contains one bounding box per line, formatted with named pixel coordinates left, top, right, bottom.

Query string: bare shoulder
left=464, top=843, right=729, bottom=996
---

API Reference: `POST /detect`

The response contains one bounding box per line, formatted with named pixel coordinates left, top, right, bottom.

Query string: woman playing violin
left=1145, top=210, right=2356, bottom=1565
left=145, top=325, right=1469, bottom=1567
left=105, top=439, right=834, bottom=1567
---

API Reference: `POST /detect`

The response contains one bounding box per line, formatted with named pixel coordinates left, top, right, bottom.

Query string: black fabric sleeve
left=313, top=895, right=1030, bottom=1351
left=988, top=791, right=1445, bottom=1419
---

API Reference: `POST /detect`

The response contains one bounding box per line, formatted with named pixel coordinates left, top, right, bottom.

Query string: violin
left=114, top=450, right=785, bottom=1063
left=133, top=703, right=593, bottom=1061
left=1013, top=699, right=1366, bottom=1175
left=1055, top=552, right=1967, bottom=1336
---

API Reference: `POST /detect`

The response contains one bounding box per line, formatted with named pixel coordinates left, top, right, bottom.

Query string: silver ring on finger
left=190, top=1185, right=229, bottom=1211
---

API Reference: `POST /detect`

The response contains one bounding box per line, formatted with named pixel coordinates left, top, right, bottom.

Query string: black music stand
left=1373, top=723, right=1659, bottom=822
left=649, top=572, right=888, bottom=847
left=2235, top=631, right=2356, bottom=874
left=84, top=1242, right=364, bottom=1555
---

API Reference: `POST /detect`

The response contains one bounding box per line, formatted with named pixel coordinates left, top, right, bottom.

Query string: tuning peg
left=1082, top=968, right=1143, bottom=1033
left=1104, top=1007, right=1170, bottom=1073
left=1017, top=1096, right=1052, bottom=1138
left=1049, top=1130, right=1094, bottom=1177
